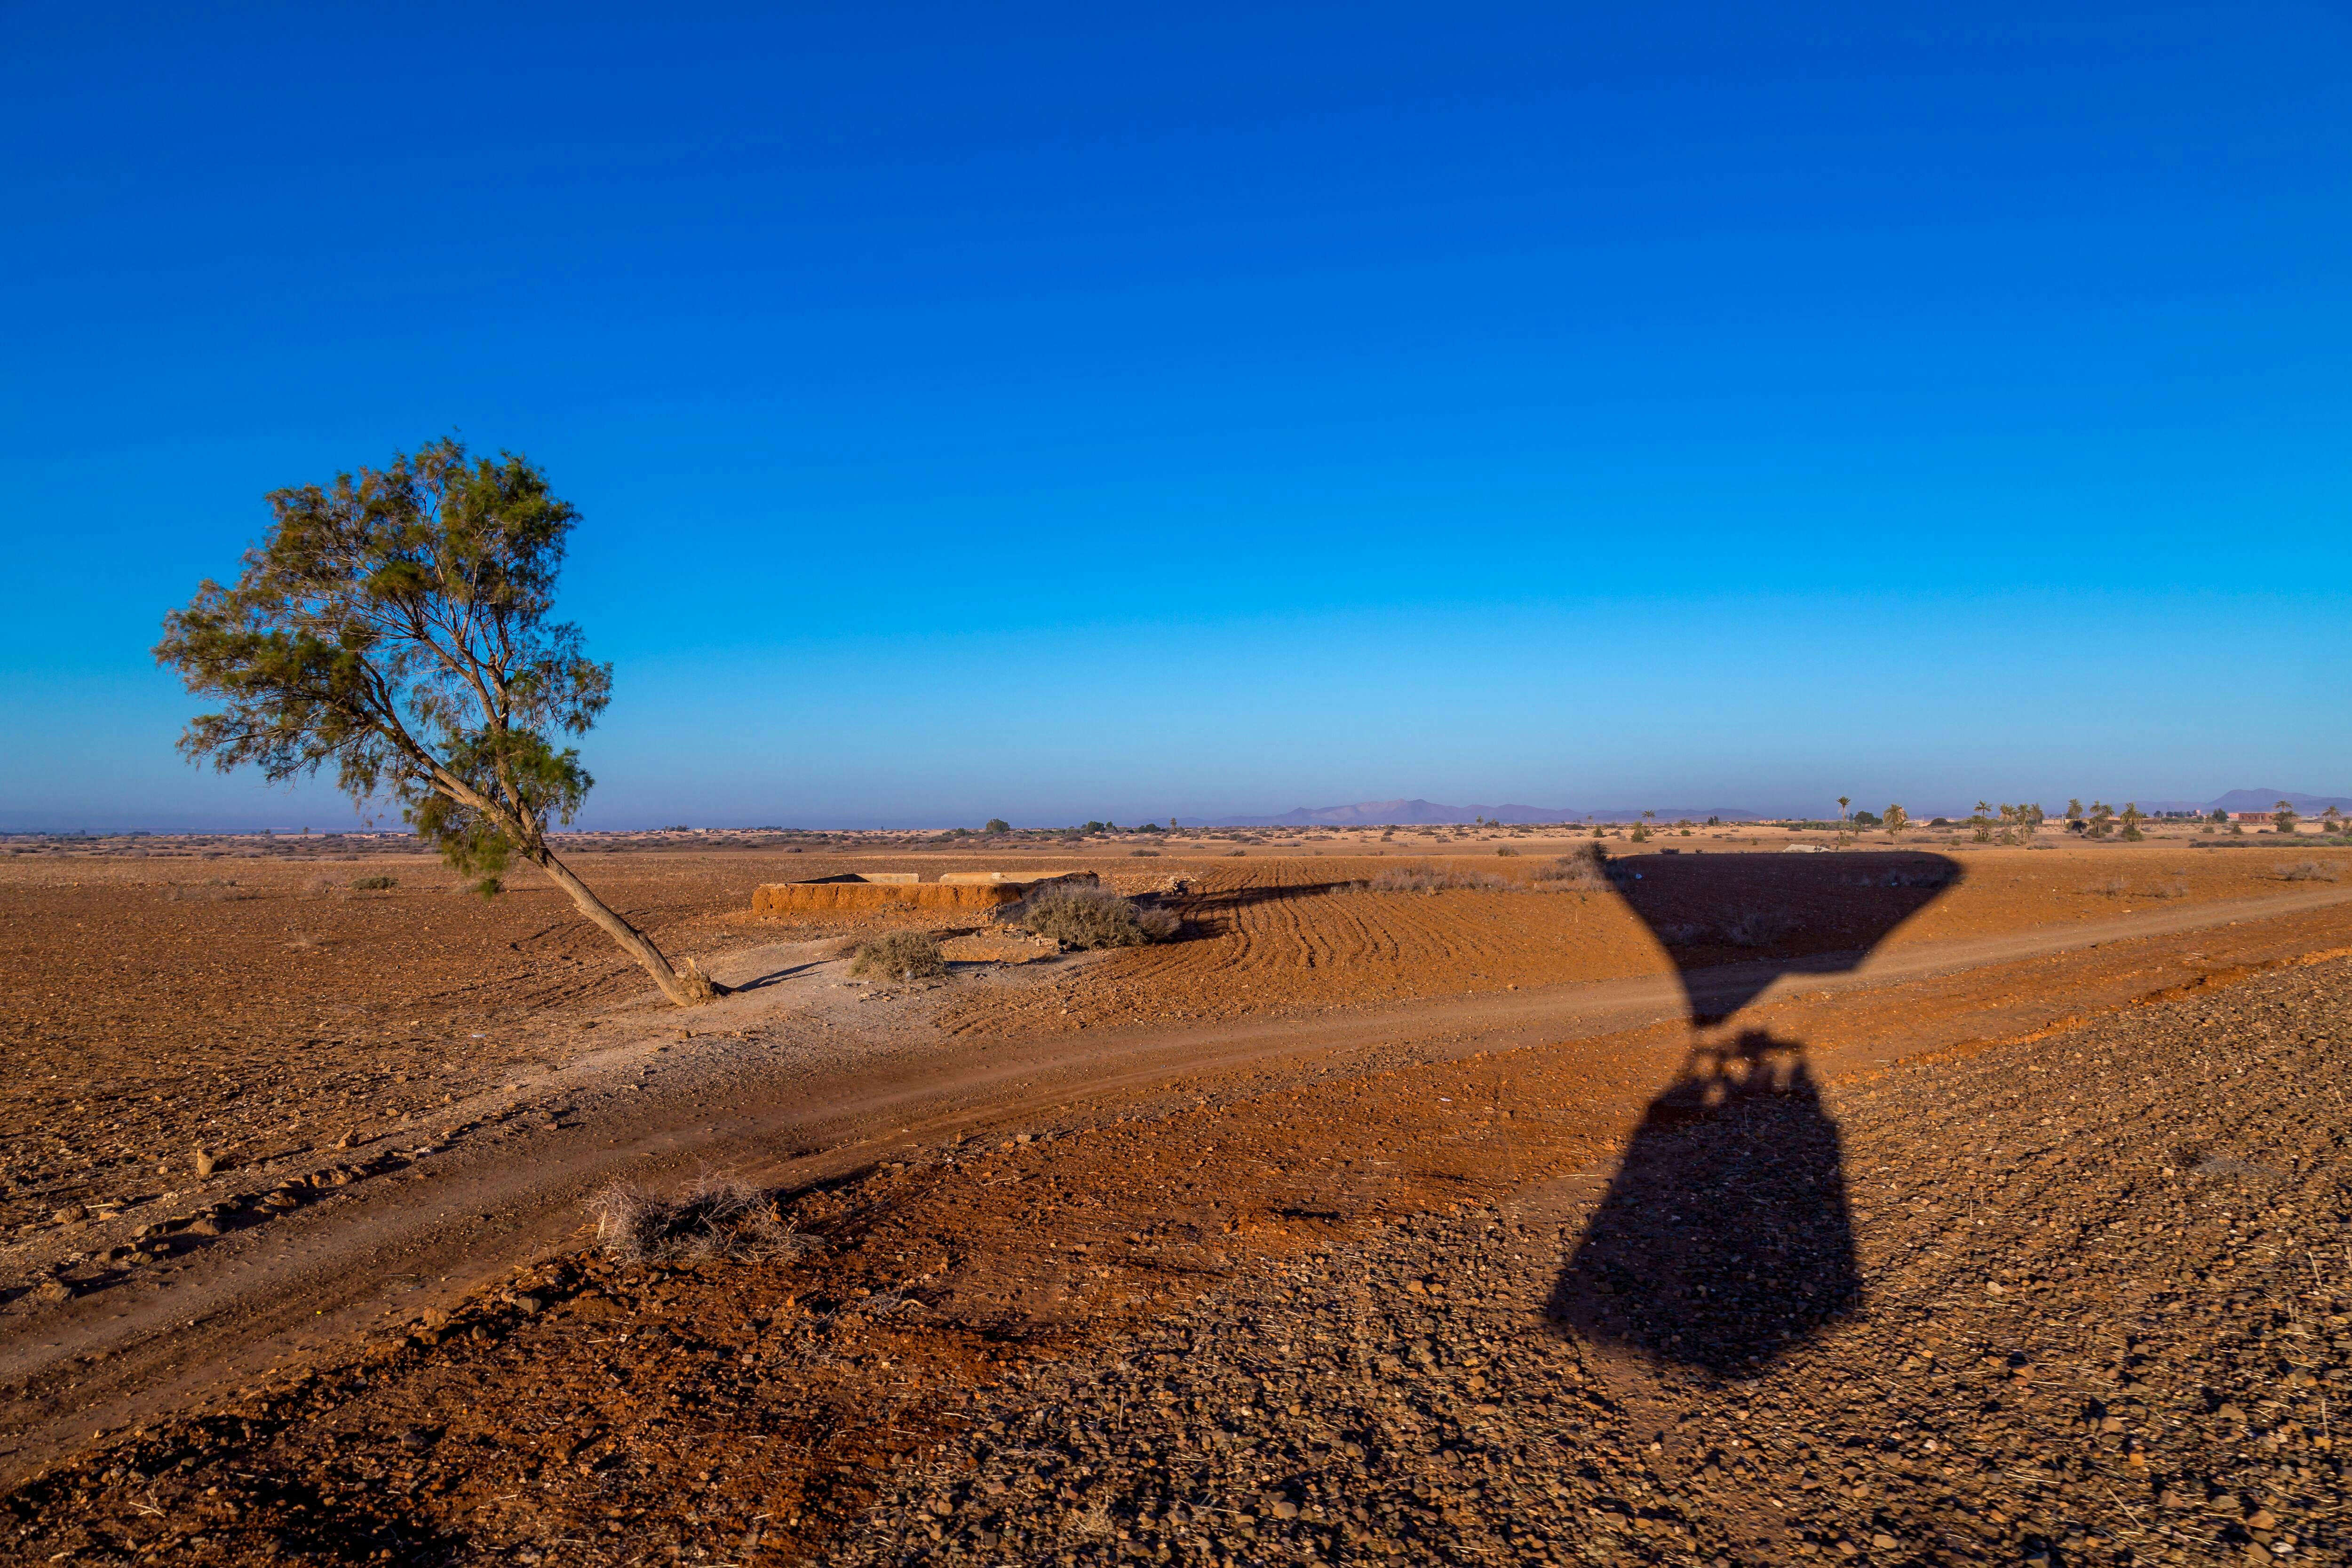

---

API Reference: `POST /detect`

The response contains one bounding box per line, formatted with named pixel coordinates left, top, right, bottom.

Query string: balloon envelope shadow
left=1549, top=849, right=1960, bottom=1375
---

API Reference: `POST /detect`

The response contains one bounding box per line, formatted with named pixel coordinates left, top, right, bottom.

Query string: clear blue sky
left=3, top=3, right=2346, bottom=830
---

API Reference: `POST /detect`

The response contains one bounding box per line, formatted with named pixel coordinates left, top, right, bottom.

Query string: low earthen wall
left=750, top=871, right=1097, bottom=917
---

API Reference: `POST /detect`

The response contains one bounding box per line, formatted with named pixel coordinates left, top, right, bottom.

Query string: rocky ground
left=847, top=957, right=2352, bottom=1568
left=5, top=942, right=2348, bottom=1566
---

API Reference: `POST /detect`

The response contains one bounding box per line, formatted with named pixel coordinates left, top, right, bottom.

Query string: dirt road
left=4, top=882, right=2346, bottom=1490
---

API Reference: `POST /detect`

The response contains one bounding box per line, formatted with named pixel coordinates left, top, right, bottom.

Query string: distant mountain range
left=1192, top=789, right=2350, bottom=829
left=2203, top=789, right=2352, bottom=815
left=1199, top=799, right=1763, bottom=827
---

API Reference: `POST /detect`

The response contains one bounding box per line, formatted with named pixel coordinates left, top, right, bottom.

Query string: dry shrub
left=587, top=1173, right=809, bottom=1264
left=2084, top=876, right=2129, bottom=897
left=2276, top=860, right=2339, bottom=882
left=1368, top=864, right=1510, bottom=894
left=350, top=874, right=398, bottom=892
left=1657, top=920, right=1713, bottom=946
left=1529, top=847, right=1611, bottom=890
left=1017, top=884, right=1175, bottom=948
left=2142, top=879, right=2189, bottom=899
left=1719, top=907, right=1799, bottom=948
left=850, top=930, right=948, bottom=979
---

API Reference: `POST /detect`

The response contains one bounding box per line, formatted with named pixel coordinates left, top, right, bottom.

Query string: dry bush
left=587, top=1173, right=810, bottom=1264
left=1017, top=884, right=1175, bottom=948
left=1128, top=848, right=1160, bottom=857
left=1719, top=907, right=1800, bottom=948
left=2276, top=860, right=2340, bottom=882
left=1134, top=903, right=1182, bottom=940
left=1529, top=847, right=1611, bottom=890
left=2084, top=876, right=2129, bottom=897
left=1657, top=920, right=1713, bottom=946
left=1494, top=845, right=1519, bottom=857
left=2142, top=879, right=2190, bottom=899
left=850, top=929, right=948, bottom=979
left=1367, top=864, right=1510, bottom=894
left=350, top=874, right=398, bottom=891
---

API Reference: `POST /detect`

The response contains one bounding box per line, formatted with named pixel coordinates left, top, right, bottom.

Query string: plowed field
left=1, top=836, right=2347, bottom=1567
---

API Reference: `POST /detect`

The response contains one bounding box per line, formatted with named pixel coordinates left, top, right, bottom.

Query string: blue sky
left=3, top=3, right=2346, bottom=830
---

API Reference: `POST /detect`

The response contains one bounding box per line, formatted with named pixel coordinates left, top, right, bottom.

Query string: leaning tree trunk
left=529, top=846, right=722, bottom=1007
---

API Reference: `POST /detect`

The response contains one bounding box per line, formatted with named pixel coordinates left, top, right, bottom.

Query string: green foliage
left=2120, top=802, right=2145, bottom=841
left=984, top=817, right=1010, bottom=834
left=2274, top=800, right=2299, bottom=835
left=155, top=439, right=609, bottom=893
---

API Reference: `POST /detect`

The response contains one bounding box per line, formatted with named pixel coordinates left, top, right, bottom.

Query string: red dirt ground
left=1, top=837, right=2347, bottom=1565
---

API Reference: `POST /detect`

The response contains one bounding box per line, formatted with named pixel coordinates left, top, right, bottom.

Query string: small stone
left=2247, top=1509, right=2279, bottom=1531
left=32, top=1278, right=74, bottom=1303
left=2217, top=1403, right=2248, bottom=1421
left=1271, top=1500, right=1299, bottom=1520
left=513, top=1293, right=544, bottom=1315
left=50, top=1205, right=86, bottom=1226
left=185, top=1217, right=223, bottom=1237
left=1870, top=1533, right=1899, bottom=1550
left=192, top=1148, right=217, bottom=1179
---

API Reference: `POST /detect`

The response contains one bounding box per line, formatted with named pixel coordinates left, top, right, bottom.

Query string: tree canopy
left=158, top=438, right=718, bottom=1006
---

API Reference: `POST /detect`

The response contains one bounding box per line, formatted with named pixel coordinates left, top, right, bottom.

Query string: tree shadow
left=1549, top=850, right=1959, bottom=1375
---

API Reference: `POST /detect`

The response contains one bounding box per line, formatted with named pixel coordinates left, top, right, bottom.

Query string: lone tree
left=156, top=438, right=723, bottom=1008
left=1883, top=803, right=1908, bottom=839
left=2275, top=799, right=2300, bottom=835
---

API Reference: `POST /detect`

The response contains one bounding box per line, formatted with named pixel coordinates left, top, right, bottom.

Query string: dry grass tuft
left=1529, top=847, right=1611, bottom=891
left=587, top=1173, right=810, bottom=1265
left=850, top=930, right=948, bottom=979
left=2276, top=860, right=2339, bottom=883
left=1367, top=864, right=1510, bottom=894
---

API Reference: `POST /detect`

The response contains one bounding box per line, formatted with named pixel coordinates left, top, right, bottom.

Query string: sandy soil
left=0, top=836, right=2347, bottom=1564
